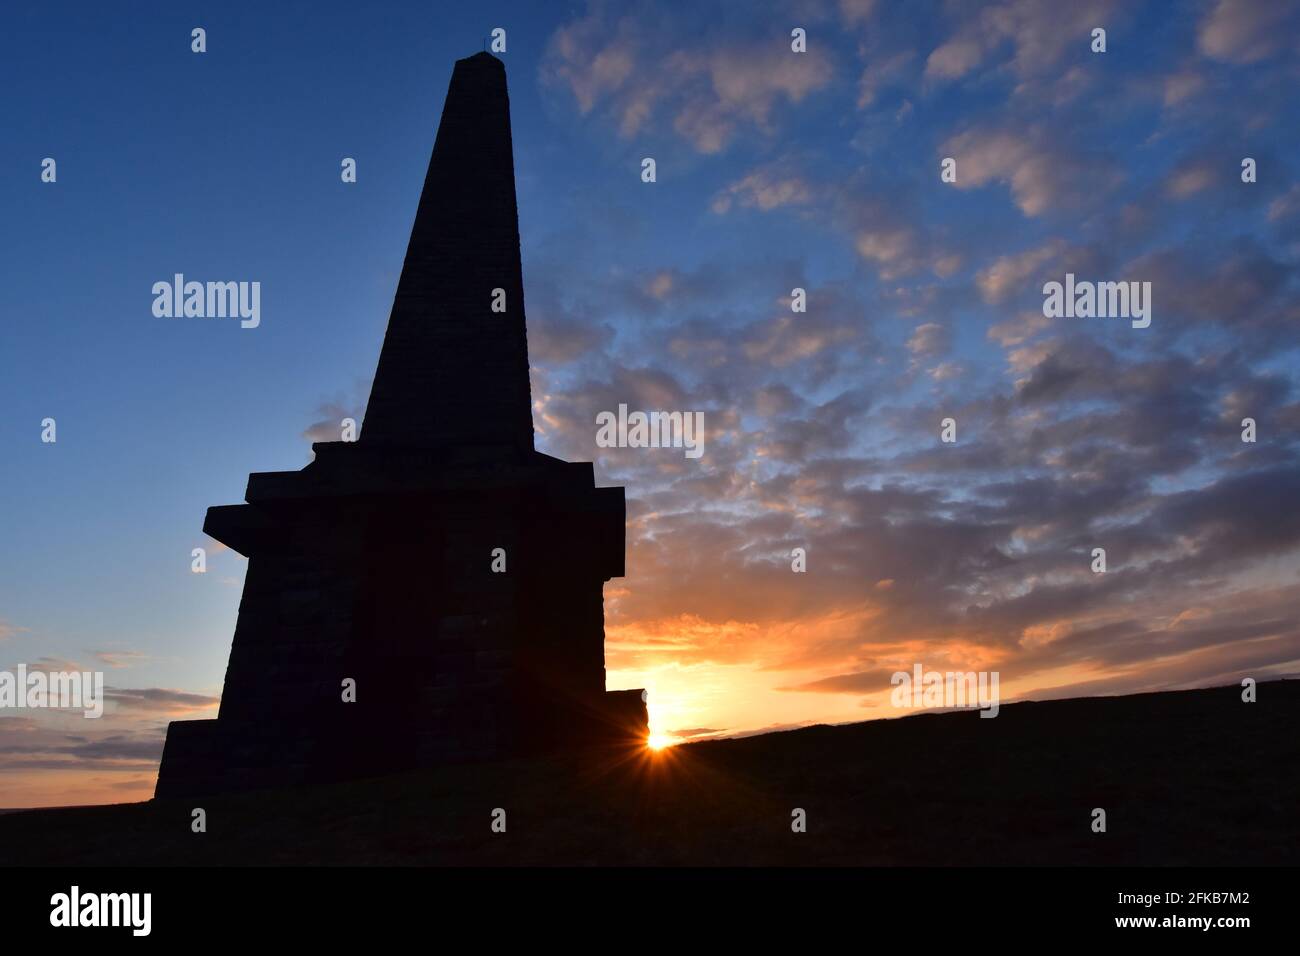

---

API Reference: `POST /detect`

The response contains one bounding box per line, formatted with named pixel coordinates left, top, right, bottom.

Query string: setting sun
left=646, top=733, right=676, bottom=751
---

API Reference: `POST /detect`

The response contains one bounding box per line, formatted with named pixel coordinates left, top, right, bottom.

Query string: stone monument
left=155, top=52, right=646, bottom=798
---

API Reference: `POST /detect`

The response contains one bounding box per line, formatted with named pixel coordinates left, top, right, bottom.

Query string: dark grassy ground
left=3, top=680, right=1296, bottom=865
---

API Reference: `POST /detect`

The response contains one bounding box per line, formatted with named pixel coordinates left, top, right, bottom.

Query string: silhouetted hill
left=3, top=681, right=1296, bottom=865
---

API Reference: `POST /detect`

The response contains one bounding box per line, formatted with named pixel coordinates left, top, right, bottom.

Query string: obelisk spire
left=361, top=52, right=535, bottom=455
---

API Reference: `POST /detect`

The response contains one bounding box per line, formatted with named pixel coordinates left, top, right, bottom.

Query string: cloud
left=856, top=50, right=913, bottom=108
left=92, top=650, right=151, bottom=669
left=542, top=9, right=639, bottom=116
left=925, top=37, right=983, bottom=81
left=987, top=311, right=1052, bottom=348
left=785, top=667, right=900, bottom=694
left=1163, top=68, right=1206, bottom=107
left=854, top=225, right=921, bottom=276
left=302, top=401, right=360, bottom=444
left=0, top=680, right=219, bottom=805
left=906, top=322, right=951, bottom=358
left=17, top=657, right=84, bottom=674
left=526, top=278, right=618, bottom=364
left=923, top=0, right=1121, bottom=84
left=941, top=128, right=1121, bottom=217
left=838, top=0, right=877, bottom=26
left=976, top=239, right=1067, bottom=303
left=1165, top=157, right=1219, bottom=199
left=1267, top=184, right=1300, bottom=223
left=711, top=165, right=815, bottom=214
left=666, top=726, right=727, bottom=740
left=102, top=687, right=219, bottom=715
left=542, top=3, right=834, bottom=154
left=1197, top=0, right=1297, bottom=64
left=1126, top=239, right=1293, bottom=352
left=0, top=725, right=166, bottom=773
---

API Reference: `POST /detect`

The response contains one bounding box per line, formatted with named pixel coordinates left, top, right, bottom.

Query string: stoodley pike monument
left=156, top=52, right=646, bottom=798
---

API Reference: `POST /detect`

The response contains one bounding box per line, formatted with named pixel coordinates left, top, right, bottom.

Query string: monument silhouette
left=155, top=52, right=646, bottom=798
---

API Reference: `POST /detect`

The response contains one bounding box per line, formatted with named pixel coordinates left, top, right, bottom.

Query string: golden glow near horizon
left=612, top=636, right=1133, bottom=755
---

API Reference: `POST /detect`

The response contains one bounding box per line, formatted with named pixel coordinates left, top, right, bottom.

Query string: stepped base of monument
left=154, top=688, right=648, bottom=799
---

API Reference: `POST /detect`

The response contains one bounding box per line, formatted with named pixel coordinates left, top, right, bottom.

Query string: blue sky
left=3, top=0, right=1299, bottom=806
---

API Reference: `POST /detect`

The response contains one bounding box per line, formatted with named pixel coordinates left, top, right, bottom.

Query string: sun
left=647, top=732, right=676, bottom=751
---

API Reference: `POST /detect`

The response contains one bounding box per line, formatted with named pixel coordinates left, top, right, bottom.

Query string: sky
left=2, top=0, right=1299, bottom=807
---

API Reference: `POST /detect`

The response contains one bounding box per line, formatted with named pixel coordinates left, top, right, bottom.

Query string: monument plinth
left=156, top=52, right=646, bottom=799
